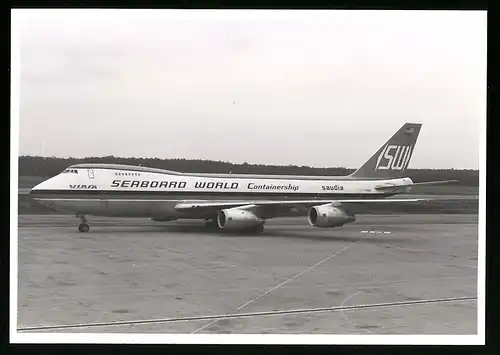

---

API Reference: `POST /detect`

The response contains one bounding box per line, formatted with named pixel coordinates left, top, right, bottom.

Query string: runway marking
left=190, top=233, right=372, bottom=334
left=17, top=296, right=477, bottom=332
left=360, top=230, right=391, bottom=235
left=339, top=291, right=370, bottom=333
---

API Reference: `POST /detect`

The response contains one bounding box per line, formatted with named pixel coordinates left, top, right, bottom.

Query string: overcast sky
left=13, top=10, right=485, bottom=169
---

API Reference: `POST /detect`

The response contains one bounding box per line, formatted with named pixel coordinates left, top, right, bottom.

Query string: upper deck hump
left=69, top=163, right=377, bottom=181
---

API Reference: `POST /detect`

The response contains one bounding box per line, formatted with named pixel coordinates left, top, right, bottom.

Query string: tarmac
left=17, top=214, right=478, bottom=334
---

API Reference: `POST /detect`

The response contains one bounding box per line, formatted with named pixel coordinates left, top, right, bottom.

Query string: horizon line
left=18, top=155, right=479, bottom=171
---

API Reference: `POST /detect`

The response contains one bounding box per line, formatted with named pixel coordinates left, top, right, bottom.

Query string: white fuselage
left=30, top=164, right=413, bottom=220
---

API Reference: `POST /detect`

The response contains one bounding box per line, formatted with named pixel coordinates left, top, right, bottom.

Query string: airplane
left=29, top=123, right=455, bottom=233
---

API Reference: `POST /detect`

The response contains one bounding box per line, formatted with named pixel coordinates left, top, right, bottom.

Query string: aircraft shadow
left=82, top=224, right=411, bottom=244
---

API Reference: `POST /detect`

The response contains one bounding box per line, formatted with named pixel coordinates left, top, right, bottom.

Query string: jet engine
left=308, top=205, right=356, bottom=228
left=217, top=209, right=264, bottom=230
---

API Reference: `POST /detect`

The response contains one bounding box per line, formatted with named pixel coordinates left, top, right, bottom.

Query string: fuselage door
left=88, top=169, right=95, bottom=179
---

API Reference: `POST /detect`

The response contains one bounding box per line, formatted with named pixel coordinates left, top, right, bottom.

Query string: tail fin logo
left=375, top=144, right=413, bottom=171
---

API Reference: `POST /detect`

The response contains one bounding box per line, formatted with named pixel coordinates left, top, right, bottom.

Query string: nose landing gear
left=77, top=214, right=90, bottom=233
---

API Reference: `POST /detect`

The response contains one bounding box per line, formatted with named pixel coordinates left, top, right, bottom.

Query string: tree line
left=18, top=155, right=479, bottom=186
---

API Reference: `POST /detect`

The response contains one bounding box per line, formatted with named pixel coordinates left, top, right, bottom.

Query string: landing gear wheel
left=76, top=214, right=89, bottom=233
left=247, top=224, right=264, bottom=234
left=78, top=223, right=90, bottom=233
left=204, top=220, right=218, bottom=229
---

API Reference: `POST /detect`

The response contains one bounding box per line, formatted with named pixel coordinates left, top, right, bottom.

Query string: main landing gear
left=204, top=219, right=219, bottom=229
left=204, top=219, right=264, bottom=234
left=248, top=224, right=264, bottom=234
left=77, top=214, right=90, bottom=233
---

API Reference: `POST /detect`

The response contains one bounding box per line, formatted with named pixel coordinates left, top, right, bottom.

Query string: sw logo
left=375, top=144, right=413, bottom=171
left=69, top=184, right=97, bottom=189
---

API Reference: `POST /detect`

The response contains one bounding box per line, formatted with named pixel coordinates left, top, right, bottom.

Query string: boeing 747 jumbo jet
left=30, top=123, right=454, bottom=233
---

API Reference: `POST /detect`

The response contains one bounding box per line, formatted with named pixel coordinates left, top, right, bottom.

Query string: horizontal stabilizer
left=375, top=180, right=458, bottom=191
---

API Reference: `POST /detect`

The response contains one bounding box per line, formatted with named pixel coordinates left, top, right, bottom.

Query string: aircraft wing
left=374, top=180, right=458, bottom=191
left=174, top=198, right=429, bottom=217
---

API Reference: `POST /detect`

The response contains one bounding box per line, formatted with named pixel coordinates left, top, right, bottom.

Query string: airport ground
left=17, top=213, right=478, bottom=334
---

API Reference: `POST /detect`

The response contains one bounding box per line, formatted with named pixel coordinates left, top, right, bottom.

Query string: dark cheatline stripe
left=30, top=189, right=396, bottom=200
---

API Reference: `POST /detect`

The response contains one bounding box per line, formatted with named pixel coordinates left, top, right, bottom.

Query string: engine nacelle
left=217, top=209, right=264, bottom=230
left=308, top=205, right=356, bottom=228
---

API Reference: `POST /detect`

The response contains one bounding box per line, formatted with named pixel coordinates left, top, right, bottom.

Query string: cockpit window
left=62, top=169, right=78, bottom=174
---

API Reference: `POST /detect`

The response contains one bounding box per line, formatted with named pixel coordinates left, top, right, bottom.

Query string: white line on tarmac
left=360, top=230, right=391, bottom=234
left=191, top=237, right=368, bottom=334
left=18, top=296, right=477, bottom=332
left=339, top=291, right=369, bottom=333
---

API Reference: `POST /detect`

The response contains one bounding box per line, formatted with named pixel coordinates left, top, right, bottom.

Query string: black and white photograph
left=11, top=9, right=485, bottom=344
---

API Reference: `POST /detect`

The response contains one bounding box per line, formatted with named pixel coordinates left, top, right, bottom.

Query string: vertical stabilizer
left=349, top=123, right=422, bottom=179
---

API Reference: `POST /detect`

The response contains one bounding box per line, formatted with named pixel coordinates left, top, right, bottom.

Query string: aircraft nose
left=29, top=187, right=39, bottom=198
left=29, top=180, right=48, bottom=197
left=29, top=182, right=41, bottom=195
